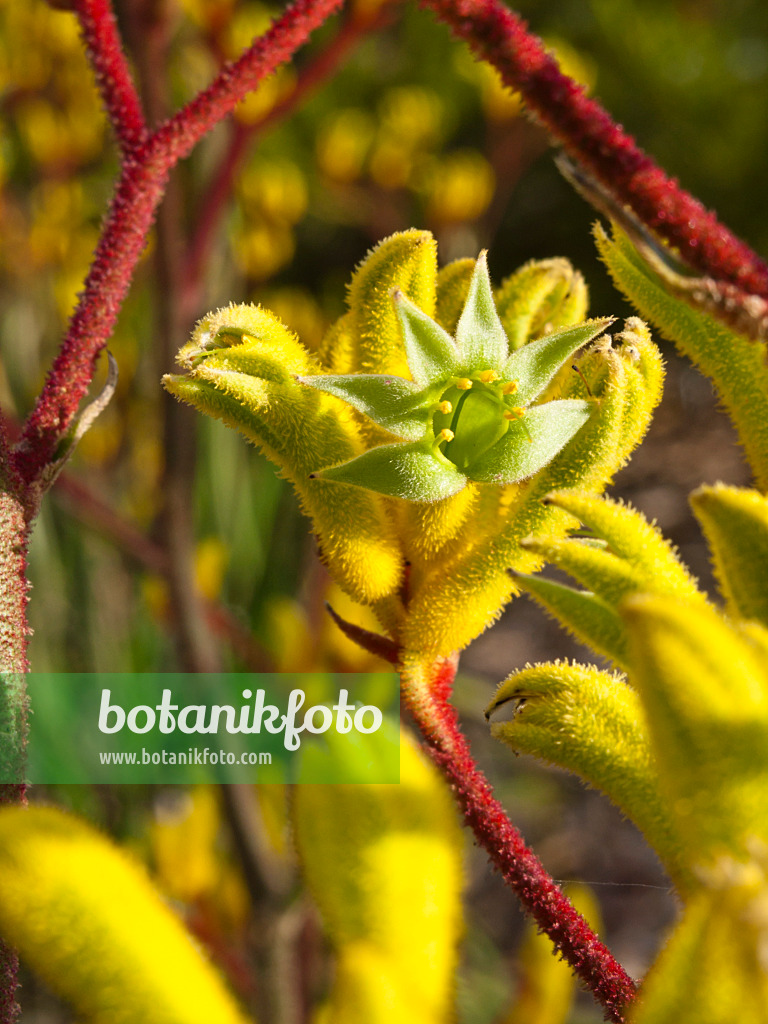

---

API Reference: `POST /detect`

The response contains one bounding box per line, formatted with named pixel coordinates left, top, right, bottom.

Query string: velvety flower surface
left=300, top=252, right=612, bottom=502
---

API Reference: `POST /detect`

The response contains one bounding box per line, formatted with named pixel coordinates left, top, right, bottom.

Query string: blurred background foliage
left=1, top=0, right=767, bottom=1019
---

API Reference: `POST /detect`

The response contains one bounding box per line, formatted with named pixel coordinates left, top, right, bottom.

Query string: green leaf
left=313, top=441, right=468, bottom=502
left=393, top=290, right=459, bottom=387
left=468, top=400, right=592, bottom=484
left=691, top=484, right=768, bottom=629
left=454, top=251, right=509, bottom=371
left=297, top=372, right=431, bottom=441
left=502, top=318, right=614, bottom=405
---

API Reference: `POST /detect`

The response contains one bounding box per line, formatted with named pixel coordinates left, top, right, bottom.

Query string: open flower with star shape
left=299, top=253, right=613, bottom=502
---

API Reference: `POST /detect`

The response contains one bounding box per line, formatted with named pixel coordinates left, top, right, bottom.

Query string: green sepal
left=495, top=257, right=589, bottom=351
left=297, top=372, right=433, bottom=441
left=691, top=484, right=768, bottom=629
left=348, top=229, right=438, bottom=378
left=468, top=399, right=592, bottom=484
left=313, top=441, right=468, bottom=503
left=454, top=251, right=509, bottom=371
left=514, top=569, right=630, bottom=670
left=392, top=290, right=459, bottom=387
left=486, top=661, right=691, bottom=892
left=623, top=594, right=768, bottom=864
left=502, top=318, right=614, bottom=406
left=595, top=223, right=768, bottom=490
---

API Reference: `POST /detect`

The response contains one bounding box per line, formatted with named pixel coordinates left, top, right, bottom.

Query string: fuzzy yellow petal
left=293, top=731, right=464, bottom=1024
left=0, top=805, right=251, bottom=1024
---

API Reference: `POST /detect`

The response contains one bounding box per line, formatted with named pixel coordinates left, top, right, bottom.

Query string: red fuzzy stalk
left=13, top=0, right=343, bottom=493
left=401, top=654, right=636, bottom=1022
left=422, top=0, right=768, bottom=300
left=74, top=0, right=147, bottom=155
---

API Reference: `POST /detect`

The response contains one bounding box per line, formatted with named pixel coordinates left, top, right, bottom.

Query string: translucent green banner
left=0, top=673, right=400, bottom=784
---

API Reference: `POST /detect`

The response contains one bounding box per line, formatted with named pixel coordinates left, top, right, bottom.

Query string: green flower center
left=433, top=376, right=515, bottom=472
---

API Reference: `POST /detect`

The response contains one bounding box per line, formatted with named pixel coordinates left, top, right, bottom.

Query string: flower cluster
left=300, top=252, right=610, bottom=502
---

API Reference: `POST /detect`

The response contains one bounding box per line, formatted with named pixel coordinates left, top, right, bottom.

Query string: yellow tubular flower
left=0, top=806, right=252, bottom=1024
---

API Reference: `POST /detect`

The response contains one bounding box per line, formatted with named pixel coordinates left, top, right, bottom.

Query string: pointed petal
left=312, top=442, right=467, bottom=502
left=468, top=400, right=592, bottom=484
left=502, top=318, right=614, bottom=405
left=393, top=291, right=459, bottom=387
left=454, top=251, right=509, bottom=371
left=298, top=373, right=430, bottom=440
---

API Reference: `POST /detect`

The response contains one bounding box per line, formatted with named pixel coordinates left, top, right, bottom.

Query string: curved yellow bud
left=623, top=594, right=768, bottom=864
left=691, top=484, right=768, bottom=629
left=165, top=307, right=403, bottom=605
left=293, top=731, right=464, bottom=1024
left=595, top=223, right=768, bottom=490
left=348, top=229, right=438, bottom=377
left=495, top=257, right=589, bottom=351
left=0, top=805, right=251, bottom=1024
left=434, top=257, right=475, bottom=333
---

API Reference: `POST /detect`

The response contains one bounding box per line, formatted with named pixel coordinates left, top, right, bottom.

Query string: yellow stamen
left=502, top=381, right=518, bottom=395
left=478, top=369, right=498, bottom=383
left=455, top=378, right=473, bottom=391
left=438, top=428, right=454, bottom=443
left=438, top=400, right=453, bottom=414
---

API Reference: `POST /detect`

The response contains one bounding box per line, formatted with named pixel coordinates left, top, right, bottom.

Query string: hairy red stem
left=14, top=0, right=343, bottom=492
left=423, top=0, right=768, bottom=299
left=74, top=0, right=147, bottom=155
left=401, top=654, right=636, bottom=1023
